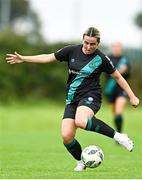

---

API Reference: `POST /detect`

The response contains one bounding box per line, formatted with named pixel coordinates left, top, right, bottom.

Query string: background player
left=105, top=42, right=131, bottom=133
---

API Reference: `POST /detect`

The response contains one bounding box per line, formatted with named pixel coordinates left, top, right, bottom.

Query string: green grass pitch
left=0, top=101, right=142, bottom=179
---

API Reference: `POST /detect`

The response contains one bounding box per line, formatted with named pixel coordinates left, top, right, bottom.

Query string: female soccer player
left=105, top=42, right=131, bottom=133
left=6, top=27, right=139, bottom=172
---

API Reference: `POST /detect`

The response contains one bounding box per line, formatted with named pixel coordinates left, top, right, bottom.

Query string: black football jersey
left=55, top=45, right=116, bottom=104
left=109, top=55, right=130, bottom=79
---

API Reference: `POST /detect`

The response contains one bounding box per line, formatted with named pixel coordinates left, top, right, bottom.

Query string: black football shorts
left=63, top=95, right=102, bottom=119
left=107, top=87, right=128, bottom=103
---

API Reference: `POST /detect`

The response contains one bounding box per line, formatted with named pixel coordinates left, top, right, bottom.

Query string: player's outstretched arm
left=111, top=70, right=140, bottom=108
left=6, top=52, right=56, bottom=64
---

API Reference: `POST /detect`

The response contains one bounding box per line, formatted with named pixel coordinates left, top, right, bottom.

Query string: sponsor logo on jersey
left=69, top=69, right=87, bottom=76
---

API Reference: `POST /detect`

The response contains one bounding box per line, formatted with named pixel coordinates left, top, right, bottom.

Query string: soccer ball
left=81, top=145, right=104, bottom=168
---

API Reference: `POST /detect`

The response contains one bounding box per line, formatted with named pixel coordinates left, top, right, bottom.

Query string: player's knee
left=61, top=131, right=75, bottom=144
left=75, top=118, right=87, bottom=129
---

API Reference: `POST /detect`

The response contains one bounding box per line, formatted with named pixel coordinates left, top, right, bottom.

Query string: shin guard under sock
left=85, top=117, right=115, bottom=138
left=64, top=139, right=82, bottom=160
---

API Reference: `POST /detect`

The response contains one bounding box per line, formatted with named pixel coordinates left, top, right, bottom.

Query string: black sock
left=64, top=139, right=82, bottom=160
left=85, top=117, right=115, bottom=138
left=114, top=114, right=123, bottom=133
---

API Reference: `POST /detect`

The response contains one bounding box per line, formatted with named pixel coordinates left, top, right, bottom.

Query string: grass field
left=0, top=100, right=142, bottom=179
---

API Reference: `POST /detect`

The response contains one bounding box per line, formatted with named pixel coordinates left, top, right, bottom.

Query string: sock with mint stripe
left=85, top=117, right=115, bottom=138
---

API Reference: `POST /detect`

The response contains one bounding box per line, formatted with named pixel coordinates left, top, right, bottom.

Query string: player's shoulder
left=62, top=44, right=81, bottom=51
left=96, top=49, right=115, bottom=69
left=55, top=44, right=81, bottom=55
left=54, top=44, right=82, bottom=61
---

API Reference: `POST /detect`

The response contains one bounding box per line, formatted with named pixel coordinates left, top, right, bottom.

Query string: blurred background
left=0, top=0, right=142, bottom=103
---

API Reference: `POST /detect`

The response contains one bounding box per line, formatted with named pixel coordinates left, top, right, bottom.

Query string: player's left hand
left=130, top=96, right=140, bottom=108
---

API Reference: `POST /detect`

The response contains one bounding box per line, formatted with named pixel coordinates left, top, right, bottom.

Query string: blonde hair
left=83, top=27, right=100, bottom=43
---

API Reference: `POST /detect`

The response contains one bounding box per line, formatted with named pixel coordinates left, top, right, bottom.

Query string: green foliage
left=134, top=12, right=142, bottom=29
left=10, top=0, right=28, bottom=21
left=0, top=30, right=68, bottom=102
left=0, top=0, right=42, bottom=43
left=0, top=0, right=37, bottom=24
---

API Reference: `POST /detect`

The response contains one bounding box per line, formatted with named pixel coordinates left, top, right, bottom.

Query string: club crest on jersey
left=88, top=97, right=94, bottom=101
left=85, top=97, right=94, bottom=105
left=71, top=58, right=75, bottom=63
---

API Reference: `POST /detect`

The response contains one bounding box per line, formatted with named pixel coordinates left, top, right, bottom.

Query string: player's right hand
left=6, top=52, right=24, bottom=64
left=130, top=96, right=140, bottom=108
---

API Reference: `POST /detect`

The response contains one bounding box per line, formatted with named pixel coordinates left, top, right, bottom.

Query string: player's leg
left=83, top=111, right=133, bottom=152
left=75, top=97, right=115, bottom=137
left=61, top=118, right=85, bottom=171
left=75, top=105, right=115, bottom=138
left=114, top=96, right=127, bottom=132
left=61, top=118, right=81, bottom=159
left=75, top=97, right=133, bottom=151
left=61, top=103, right=85, bottom=171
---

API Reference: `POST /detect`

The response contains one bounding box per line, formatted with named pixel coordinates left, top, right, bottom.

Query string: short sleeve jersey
left=55, top=45, right=116, bottom=104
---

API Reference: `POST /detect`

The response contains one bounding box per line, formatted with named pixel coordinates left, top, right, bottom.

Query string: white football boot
left=114, top=132, right=134, bottom=152
left=74, top=160, right=86, bottom=172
